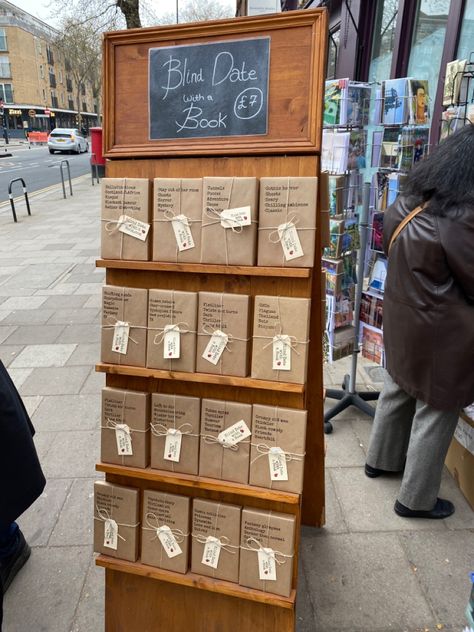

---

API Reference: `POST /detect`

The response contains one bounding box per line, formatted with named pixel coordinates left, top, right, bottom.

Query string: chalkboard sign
left=149, top=37, right=270, bottom=140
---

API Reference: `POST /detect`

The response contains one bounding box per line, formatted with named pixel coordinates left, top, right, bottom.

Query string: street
left=0, top=145, right=91, bottom=203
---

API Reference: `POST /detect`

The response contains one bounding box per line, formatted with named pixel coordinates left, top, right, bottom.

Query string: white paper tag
left=277, top=222, right=304, bottom=261
left=164, top=428, right=182, bottom=462
left=115, top=423, right=133, bottom=456
left=201, top=536, right=221, bottom=569
left=217, top=420, right=252, bottom=446
left=163, top=324, right=180, bottom=359
left=103, top=518, right=118, bottom=550
left=171, top=214, right=195, bottom=252
left=257, top=547, right=277, bottom=581
left=272, top=335, right=292, bottom=371
left=157, top=525, right=182, bottom=558
left=268, top=446, right=289, bottom=481
left=220, top=206, right=252, bottom=228
left=112, top=321, right=130, bottom=355
left=202, top=330, right=228, bottom=365
left=118, top=215, right=150, bottom=242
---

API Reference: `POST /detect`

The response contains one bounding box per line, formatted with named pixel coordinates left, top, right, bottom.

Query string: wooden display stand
left=96, top=9, right=327, bottom=632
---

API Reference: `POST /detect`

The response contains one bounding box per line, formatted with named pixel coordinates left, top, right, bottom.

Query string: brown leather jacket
left=383, top=195, right=474, bottom=411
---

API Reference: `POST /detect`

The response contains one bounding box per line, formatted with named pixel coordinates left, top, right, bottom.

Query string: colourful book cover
left=346, top=82, right=371, bottom=126
left=371, top=212, right=384, bottom=253
left=408, top=79, right=429, bottom=125
left=383, top=78, right=408, bottom=125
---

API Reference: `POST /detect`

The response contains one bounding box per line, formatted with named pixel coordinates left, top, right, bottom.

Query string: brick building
left=0, top=0, right=99, bottom=138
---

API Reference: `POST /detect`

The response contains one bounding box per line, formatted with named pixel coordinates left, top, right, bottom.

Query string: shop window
left=368, top=0, right=400, bottom=83
left=327, top=27, right=340, bottom=79
left=0, top=55, right=11, bottom=78
left=0, top=29, right=7, bottom=52
left=457, top=0, right=474, bottom=62
left=407, top=0, right=452, bottom=102
left=0, top=83, right=13, bottom=102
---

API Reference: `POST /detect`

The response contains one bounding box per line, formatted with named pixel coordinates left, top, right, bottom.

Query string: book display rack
left=95, top=10, right=328, bottom=632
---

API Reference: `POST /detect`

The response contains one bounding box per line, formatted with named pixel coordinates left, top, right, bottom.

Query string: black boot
left=0, top=528, right=31, bottom=593
left=394, top=498, right=455, bottom=519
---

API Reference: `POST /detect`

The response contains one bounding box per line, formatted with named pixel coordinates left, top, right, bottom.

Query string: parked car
left=47, top=128, right=89, bottom=154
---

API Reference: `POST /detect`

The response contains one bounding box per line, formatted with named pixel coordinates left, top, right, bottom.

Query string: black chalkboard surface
left=149, top=37, right=270, bottom=140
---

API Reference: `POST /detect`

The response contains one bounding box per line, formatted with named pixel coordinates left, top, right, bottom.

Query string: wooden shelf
left=96, top=462, right=300, bottom=506
left=96, top=363, right=305, bottom=394
left=96, top=259, right=312, bottom=278
left=96, top=555, right=296, bottom=609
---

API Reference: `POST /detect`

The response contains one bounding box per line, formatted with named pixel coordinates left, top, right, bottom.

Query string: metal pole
left=60, top=164, right=66, bottom=199
left=176, top=0, right=179, bottom=23
left=348, top=181, right=371, bottom=394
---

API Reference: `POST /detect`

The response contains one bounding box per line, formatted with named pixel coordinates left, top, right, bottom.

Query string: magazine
left=361, top=323, right=384, bottom=365
left=328, top=175, right=345, bottom=217
left=370, top=212, right=384, bottom=253
left=368, top=255, right=388, bottom=293
left=380, top=127, right=400, bottom=169
left=348, top=129, right=367, bottom=170
left=324, top=78, right=349, bottom=125
left=408, top=79, right=429, bottom=125
left=443, top=59, right=467, bottom=106
left=322, top=130, right=350, bottom=173
left=383, top=78, right=408, bottom=125
left=360, top=292, right=384, bottom=330
left=346, top=82, right=371, bottom=126
left=371, top=130, right=383, bottom=168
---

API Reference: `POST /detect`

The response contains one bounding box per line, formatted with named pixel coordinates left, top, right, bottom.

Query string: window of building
left=0, top=55, right=11, bottom=78
left=82, top=101, right=87, bottom=112
left=40, top=64, right=44, bottom=79
left=407, top=0, right=452, bottom=103
left=0, top=28, right=7, bottom=52
left=327, top=27, right=340, bottom=80
left=368, top=0, right=400, bottom=83
left=68, top=98, right=74, bottom=110
left=0, top=83, right=13, bottom=103
left=58, top=70, right=63, bottom=83
left=42, top=88, right=46, bottom=101
left=457, top=0, right=474, bottom=61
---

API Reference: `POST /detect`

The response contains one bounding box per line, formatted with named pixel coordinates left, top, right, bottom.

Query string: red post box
left=90, top=127, right=105, bottom=165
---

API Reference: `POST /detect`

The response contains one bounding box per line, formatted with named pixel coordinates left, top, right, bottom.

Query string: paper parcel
left=147, top=289, right=198, bottom=373
left=93, top=481, right=139, bottom=562
left=239, top=508, right=295, bottom=597
left=101, top=387, right=150, bottom=469
left=141, top=490, right=190, bottom=574
left=249, top=404, right=307, bottom=493
left=153, top=178, right=202, bottom=263
left=191, top=499, right=241, bottom=582
left=257, top=177, right=318, bottom=268
left=201, top=177, right=258, bottom=265
left=445, top=413, right=474, bottom=510
left=101, top=285, right=148, bottom=367
left=101, top=178, right=151, bottom=261
left=150, top=393, right=200, bottom=476
left=251, top=295, right=311, bottom=384
left=199, top=399, right=252, bottom=484
left=196, top=292, right=250, bottom=377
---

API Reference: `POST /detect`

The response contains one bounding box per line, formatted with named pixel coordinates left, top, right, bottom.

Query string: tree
left=158, top=0, right=235, bottom=25
left=50, top=0, right=160, bottom=30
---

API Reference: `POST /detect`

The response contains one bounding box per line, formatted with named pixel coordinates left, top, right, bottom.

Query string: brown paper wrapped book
left=239, top=508, right=295, bottom=597
left=251, top=295, right=311, bottom=384
left=257, top=177, right=318, bottom=268
left=249, top=405, right=307, bottom=493
left=152, top=178, right=202, bottom=263
left=93, top=481, right=140, bottom=562
left=101, top=285, right=148, bottom=367
left=150, top=393, right=200, bottom=475
left=196, top=292, right=250, bottom=377
left=101, top=178, right=151, bottom=261
left=191, top=499, right=241, bottom=583
left=199, top=399, right=252, bottom=484
left=101, top=387, right=150, bottom=469
left=141, top=490, right=190, bottom=574
left=147, top=289, right=197, bottom=372
left=201, top=177, right=258, bottom=265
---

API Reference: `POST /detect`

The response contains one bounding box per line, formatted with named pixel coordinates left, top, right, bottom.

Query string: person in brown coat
left=366, top=124, right=474, bottom=519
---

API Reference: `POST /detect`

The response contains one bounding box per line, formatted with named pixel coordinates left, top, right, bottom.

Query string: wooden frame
left=97, top=11, right=327, bottom=632
left=102, top=9, right=327, bottom=157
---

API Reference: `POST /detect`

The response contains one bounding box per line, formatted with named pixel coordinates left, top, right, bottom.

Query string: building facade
left=305, top=0, right=474, bottom=142
left=0, top=0, right=99, bottom=138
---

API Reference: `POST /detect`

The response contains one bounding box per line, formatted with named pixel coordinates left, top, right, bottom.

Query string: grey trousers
left=366, top=370, right=460, bottom=510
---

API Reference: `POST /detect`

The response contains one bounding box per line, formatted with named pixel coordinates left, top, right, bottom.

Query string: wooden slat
left=95, top=363, right=305, bottom=394
left=97, top=462, right=300, bottom=505
left=96, top=259, right=312, bottom=278
left=96, top=555, right=296, bottom=609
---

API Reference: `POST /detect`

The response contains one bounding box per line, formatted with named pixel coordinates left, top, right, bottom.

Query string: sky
left=10, top=0, right=235, bottom=28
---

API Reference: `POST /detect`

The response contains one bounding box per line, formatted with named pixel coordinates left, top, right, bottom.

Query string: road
left=0, top=145, right=91, bottom=203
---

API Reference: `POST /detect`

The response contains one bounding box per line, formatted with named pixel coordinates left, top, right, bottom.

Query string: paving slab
left=301, top=531, right=435, bottom=632
left=55, top=323, right=100, bottom=344
left=313, top=470, right=349, bottom=535
left=22, top=395, right=44, bottom=416
left=0, top=344, right=24, bottom=366
left=66, top=342, right=99, bottom=366
left=7, top=367, right=33, bottom=389
left=0, top=325, right=17, bottom=343
left=398, top=530, right=474, bottom=627
left=49, top=478, right=95, bottom=546
left=41, top=294, right=90, bottom=309
left=296, top=558, right=318, bottom=631
left=41, top=430, right=99, bottom=478
left=17, top=478, right=72, bottom=547
left=21, top=365, right=90, bottom=395
left=35, top=283, right=80, bottom=296
left=10, top=343, right=77, bottom=368
left=74, top=283, right=102, bottom=295
left=80, top=367, right=105, bottom=394
left=5, top=324, right=66, bottom=345
left=2, top=545, right=92, bottom=632
left=350, top=417, right=373, bottom=455
left=1, top=295, right=47, bottom=311
left=70, top=559, right=104, bottom=632
left=32, top=393, right=100, bottom=431
left=47, top=308, right=100, bottom=325
left=325, top=419, right=367, bottom=467
left=330, top=467, right=447, bottom=533
left=1, top=308, right=56, bottom=325
left=83, top=295, right=101, bottom=309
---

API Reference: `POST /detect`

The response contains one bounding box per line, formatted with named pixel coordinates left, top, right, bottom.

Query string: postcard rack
left=96, top=10, right=328, bottom=632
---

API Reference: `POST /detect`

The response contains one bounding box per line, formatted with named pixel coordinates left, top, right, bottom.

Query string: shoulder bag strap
left=388, top=203, right=427, bottom=254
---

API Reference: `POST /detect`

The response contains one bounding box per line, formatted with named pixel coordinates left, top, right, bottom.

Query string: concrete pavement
left=0, top=177, right=472, bottom=632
